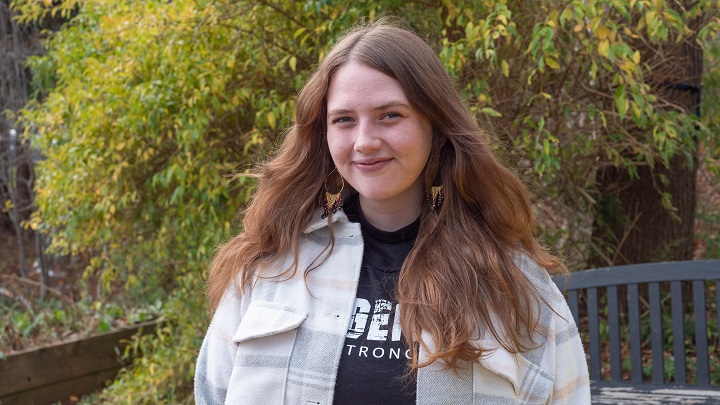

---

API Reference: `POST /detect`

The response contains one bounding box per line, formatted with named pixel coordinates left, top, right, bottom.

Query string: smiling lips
left=353, top=158, right=393, bottom=172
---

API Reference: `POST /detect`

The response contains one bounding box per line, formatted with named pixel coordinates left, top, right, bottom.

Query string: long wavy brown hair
left=207, top=21, right=564, bottom=369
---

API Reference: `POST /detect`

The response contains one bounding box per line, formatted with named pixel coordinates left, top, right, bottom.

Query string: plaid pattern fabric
left=195, top=210, right=590, bottom=404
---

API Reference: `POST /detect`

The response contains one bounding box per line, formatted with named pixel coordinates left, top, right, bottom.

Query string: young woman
left=195, top=21, right=590, bottom=405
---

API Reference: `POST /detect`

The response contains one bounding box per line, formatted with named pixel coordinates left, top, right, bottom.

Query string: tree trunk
left=591, top=27, right=702, bottom=267
left=1, top=0, right=46, bottom=280
left=593, top=155, right=697, bottom=265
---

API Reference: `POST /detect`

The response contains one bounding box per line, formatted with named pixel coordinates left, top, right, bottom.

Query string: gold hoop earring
left=427, top=185, right=444, bottom=211
left=322, top=169, right=345, bottom=219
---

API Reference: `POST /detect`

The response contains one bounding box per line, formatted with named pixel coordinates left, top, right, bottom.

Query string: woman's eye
left=382, top=111, right=402, bottom=119
left=331, top=117, right=353, bottom=124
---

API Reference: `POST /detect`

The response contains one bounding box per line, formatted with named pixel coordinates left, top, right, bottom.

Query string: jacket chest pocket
left=224, top=302, right=307, bottom=405
left=473, top=346, right=553, bottom=405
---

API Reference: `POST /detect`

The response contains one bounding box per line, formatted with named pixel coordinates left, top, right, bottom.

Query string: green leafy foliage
left=8, top=0, right=720, bottom=402
left=0, top=281, right=161, bottom=353
left=436, top=0, right=720, bottom=263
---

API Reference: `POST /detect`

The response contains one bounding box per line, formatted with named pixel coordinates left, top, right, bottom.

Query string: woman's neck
left=358, top=195, right=422, bottom=232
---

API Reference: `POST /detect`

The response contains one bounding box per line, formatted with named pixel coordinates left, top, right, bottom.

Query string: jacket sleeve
left=194, top=287, right=244, bottom=405
left=549, top=284, right=591, bottom=404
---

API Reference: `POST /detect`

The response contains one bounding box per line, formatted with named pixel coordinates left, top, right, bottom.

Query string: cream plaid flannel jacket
left=194, top=210, right=591, bottom=404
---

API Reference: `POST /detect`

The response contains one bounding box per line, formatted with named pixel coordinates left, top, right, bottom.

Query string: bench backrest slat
left=587, top=287, right=601, bottom=381
left=568, top=289, right=579, bottom=327
left=670, top=281, right=686, bottom=384
left=553, top=261, right=720, bottom=290
left=649, top=281, right=664, bottom=384
left=693, top=279, right=709, bottom=386
left=627, top=283, right=643, bottom=383
left=607, top=285, right=622, bottom=382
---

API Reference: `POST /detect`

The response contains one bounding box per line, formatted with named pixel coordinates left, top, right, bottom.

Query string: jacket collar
left=303, top=208, right=351, bottom=234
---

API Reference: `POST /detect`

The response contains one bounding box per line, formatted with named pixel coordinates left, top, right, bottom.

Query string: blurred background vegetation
left=1, top=0, right=719, bottom=403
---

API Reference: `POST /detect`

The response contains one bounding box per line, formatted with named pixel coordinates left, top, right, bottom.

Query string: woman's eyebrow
left=327, top=108, right=352, bottom=116
left=327, top=101, right=410, bottom=116
left=373, top=101, right=411, bottom=111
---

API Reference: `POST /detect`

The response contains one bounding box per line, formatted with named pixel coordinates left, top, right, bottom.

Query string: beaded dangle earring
left=427, top=185, right=444, bottom=211
left=322, top=168, right=345, bottom=219
left=426, top=137, right=445, bottom=212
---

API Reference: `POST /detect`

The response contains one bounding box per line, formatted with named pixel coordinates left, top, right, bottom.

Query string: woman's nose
left=354, top=121, right=381, bottom=153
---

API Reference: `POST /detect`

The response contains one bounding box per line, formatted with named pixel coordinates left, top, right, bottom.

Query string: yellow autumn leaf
left=645, top=11, right=657, bottom=27
left=545, top=57, right=560, bottom=69
left=480, top=107, right=502, bottom=117
left=596, top=25, right=610, bottom=40
left=598, top=39, right=610, bottom=57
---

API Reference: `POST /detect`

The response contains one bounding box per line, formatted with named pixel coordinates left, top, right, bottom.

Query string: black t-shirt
left=333, top=194, right=418, bottom=405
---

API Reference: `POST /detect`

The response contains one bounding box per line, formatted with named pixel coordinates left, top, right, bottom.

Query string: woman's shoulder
left=512, top=252, right=555, bottom=287
left=511, top=251, right=568, bottom=309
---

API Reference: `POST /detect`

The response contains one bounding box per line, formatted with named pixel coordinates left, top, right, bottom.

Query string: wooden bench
left=552, top=260, right=720, bottom=404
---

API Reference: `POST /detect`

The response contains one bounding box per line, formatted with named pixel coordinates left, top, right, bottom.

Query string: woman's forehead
left=326, top=62, right=409, bottom=110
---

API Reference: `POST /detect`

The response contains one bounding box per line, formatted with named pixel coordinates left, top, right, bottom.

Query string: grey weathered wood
left=552, top=261, right=720, bottom=290
left=649, top=281, right=664, bottom=384
left=693, top=280, right=709, bottom=386
left=671, top=280, right=686, bottom=384
left=591, top=382, right=720, bottom=404
left=717, top=279, right=720, bottom=381
left=587, top=286, right=601, bottom=381
left=716, top=280, right=720, bottom=346
left=627, top=283, right=642, bottom=383
left=0, top=320, right=158, bottom=404
left=552, top=260, right=720, bottom=395
left=568, top=289, right=579, bottom=326
left=607, top=285, right=621, bottom=382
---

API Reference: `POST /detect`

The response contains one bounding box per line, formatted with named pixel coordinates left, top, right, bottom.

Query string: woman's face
left=326, top=61, right=433, bottom=215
